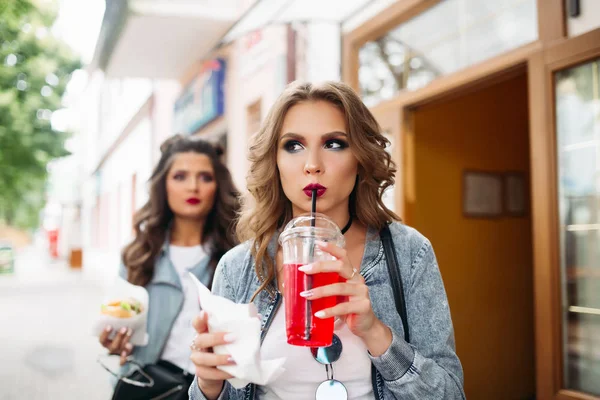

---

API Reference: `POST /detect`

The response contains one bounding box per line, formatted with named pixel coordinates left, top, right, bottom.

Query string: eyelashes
left=283, top=140, right=303, bottom=153
left=282, top=139, right=349, bottom=153
left=199, top=173, right=214, bottom=183
left=324, top=139, right=349, bottom=150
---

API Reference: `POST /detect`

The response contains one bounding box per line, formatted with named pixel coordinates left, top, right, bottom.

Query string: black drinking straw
left=305, top=189, right=317, bottom=340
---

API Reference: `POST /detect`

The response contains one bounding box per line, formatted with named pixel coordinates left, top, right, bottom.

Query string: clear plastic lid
left=278, top=213, right=345, bottom=247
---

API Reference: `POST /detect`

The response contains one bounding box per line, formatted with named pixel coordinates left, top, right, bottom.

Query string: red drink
left=283, top=263, right=339, bottom=347
left=279, top=213, right=345, bottom=347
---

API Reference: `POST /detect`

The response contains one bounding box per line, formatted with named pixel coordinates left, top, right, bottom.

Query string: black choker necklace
left=341, top=216, right=353, bottom=235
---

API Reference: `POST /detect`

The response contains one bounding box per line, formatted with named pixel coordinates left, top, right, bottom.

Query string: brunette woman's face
left=165, top=152, right=217, bottom=220
left=277, top=101, right=358, bottom=221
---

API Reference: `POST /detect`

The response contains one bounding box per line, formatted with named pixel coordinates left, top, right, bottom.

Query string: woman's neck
left=170, top=217, right=204, bottom=246
left=290, top=204, right=365, bottom=242
left=292, top=205, right=351, bottom=234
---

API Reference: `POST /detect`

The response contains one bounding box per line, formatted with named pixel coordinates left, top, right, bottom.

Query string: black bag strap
left=380, top=224, right=410, bottom=343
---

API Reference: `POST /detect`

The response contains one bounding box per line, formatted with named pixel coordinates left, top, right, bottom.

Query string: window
left=555, top=57, right=600, bottom=396
left=359, top=0, right=538, bottom=106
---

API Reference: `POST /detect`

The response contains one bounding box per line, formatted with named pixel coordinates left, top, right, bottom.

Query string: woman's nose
left=187, top=177, right=199, bottom=191
left=304, top=152, right=323, bottom=175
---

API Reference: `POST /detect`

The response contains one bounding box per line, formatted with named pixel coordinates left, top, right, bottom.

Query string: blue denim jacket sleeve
left=369, top=238, right=465, bottom=399
left=189, top=255, right=238, bottom=400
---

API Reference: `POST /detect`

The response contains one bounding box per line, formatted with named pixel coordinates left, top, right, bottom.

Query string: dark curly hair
left=122, top=134, right=240, bottom=287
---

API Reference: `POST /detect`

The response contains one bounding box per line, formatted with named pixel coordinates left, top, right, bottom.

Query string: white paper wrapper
left=91, top=277, right=149, bottom=346
left=189, top=273, right=286, bottom=389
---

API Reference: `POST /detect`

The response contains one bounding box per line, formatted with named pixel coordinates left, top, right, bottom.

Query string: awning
left=220, top=0, right=379, bottom=44
left=91, top=0, right=239, bottom=79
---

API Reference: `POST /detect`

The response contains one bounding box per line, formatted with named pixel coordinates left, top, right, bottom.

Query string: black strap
left=380, top=224, right=410, bottom=343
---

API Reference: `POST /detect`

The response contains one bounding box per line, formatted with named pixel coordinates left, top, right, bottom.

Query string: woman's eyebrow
left=280, top=131, right=347, bottom=141
left=280, top=132, right=304, bottom=141
left=321, top=131, right=347, bottom=140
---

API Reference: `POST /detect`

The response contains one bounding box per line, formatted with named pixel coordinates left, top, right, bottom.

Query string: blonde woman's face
left=277, top=101, right=358, bottom=220
left=165, top=152, right=217, bottom=220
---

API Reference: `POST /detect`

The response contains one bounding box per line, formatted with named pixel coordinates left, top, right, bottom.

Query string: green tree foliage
left=0, top=0, right=81, bottom=228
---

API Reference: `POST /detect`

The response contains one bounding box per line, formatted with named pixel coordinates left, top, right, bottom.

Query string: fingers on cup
left=298, top=259, right=344, bottom=275
left=315, top=298, right=372, bottom=319
left=316, top=241, right=347, bottom=259
left=300, top=282, right=358, bottom=299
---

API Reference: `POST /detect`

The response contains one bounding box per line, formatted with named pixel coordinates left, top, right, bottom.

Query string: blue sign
left=174, top=59, right=225, bottom=134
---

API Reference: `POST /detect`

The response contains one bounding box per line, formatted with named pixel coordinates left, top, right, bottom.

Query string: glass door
left=555, top=56, right=600, bottom=397
left=530, top=27, right=600, bottom=400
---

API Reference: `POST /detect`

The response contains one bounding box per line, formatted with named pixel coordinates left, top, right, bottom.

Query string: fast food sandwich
left=101, top=298, right=143, bottom=318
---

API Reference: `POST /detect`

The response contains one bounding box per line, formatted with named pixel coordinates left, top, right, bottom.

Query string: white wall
left=567, top=0, right=600, bottom=37
left=99, top=117, right=153, bottom=250
left=305, top=22, right=341, bottom=81
left=151, top=80, right=182, bottom=165
left=77, top=71, right=103, bottom=249
left=226, top=25, right=290, bottom=190
left=342, top=0, right=397, bottom=33
left=98, top=78, right=153, bottom=156
left=76, top=69, right=155, bottom=251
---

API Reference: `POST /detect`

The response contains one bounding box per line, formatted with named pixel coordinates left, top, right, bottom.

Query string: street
left=0, top=245, right=114, bottom=400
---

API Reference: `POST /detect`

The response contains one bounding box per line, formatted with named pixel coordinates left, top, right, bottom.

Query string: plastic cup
left=278, top=213, right=345, bottom=347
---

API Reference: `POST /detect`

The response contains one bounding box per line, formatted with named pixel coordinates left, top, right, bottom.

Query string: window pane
left=358, top=0, right=538, bottom=106
left=556, top=57, right=600, bottom=396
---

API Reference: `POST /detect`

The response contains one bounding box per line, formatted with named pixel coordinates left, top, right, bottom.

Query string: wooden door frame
left=379, top=27, right=600, bottom=400
left=529, top=27, right=600, bottom=400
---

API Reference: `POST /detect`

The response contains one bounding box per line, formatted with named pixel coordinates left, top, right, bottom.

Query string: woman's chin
left=292, top=201, right=331, bottom=216
left=173, top=211, right=206, bottom=221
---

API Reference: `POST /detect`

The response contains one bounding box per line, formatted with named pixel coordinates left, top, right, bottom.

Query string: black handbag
left=98, top=356, right=192, bottom=400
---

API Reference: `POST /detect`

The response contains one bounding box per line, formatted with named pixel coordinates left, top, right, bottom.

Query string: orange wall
left=410, top=74, right=535, bottom=399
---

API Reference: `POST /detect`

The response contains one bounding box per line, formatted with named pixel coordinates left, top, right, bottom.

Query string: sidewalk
left=0, top=246, right=115, bottom=399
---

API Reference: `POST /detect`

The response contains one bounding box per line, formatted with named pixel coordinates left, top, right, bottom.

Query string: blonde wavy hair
left=237, top=81, right=400, bottom=298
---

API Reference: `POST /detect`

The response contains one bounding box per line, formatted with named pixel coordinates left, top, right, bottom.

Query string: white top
left=258, top=305, right=374, bottom=400
left=161, top=244, right=207, bottom=374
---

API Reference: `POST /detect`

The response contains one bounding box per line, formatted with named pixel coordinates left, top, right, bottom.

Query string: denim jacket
left=189, top=222, right=465, bottom=399
left=119, top=241, right=213, bottom=371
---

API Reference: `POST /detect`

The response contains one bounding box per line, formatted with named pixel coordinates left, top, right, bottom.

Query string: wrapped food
left=92, top=277, right=149, bottom=346
left=101, top=298, right=144, bottom=318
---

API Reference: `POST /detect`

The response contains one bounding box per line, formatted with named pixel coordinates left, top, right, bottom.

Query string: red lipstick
left=186, top=198, right=201, bottom=205
left=303, top=183, right=327, bottom=197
